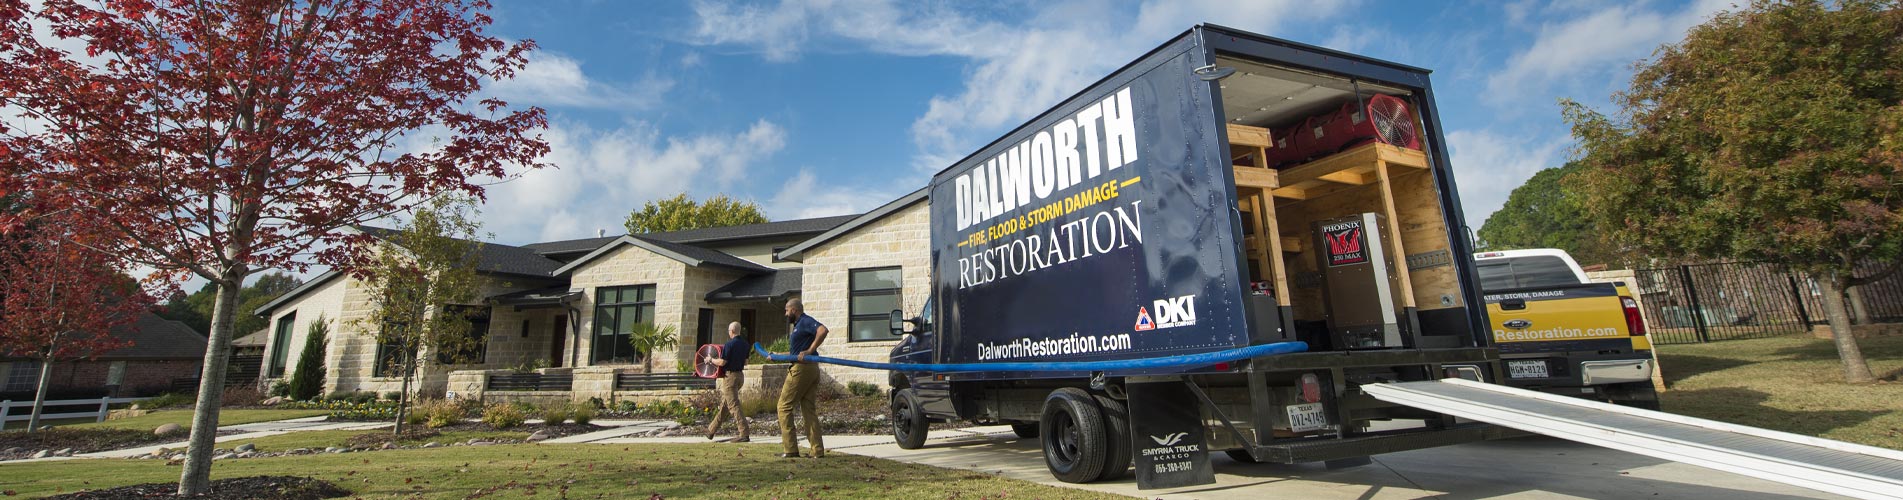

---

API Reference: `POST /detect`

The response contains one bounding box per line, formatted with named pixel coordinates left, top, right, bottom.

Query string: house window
left=436, top=305, right=491, bottom=365
left=4, top=362, right=39, bottom=392
left=593, top=285, right=656, bottom=363
left=268, top=312, right=296, bottom=378
left=848, top=267, right=903, bottom=342
left=372, top=321, right=409, bottom=378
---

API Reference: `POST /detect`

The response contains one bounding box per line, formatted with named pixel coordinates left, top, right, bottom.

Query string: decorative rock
left=422, top=442, right=440, bottom=448
left=235, top=443, right=256, bottom=452
left=167, top=458, right=184, bottom=466
left=381, top=442, right=396, bottom=450
left=29, top=450, right=49, bottom=459
left=154, top=423, right=182, bottom=436
left=290, top=448, right=310, bottom=454
left=53, top=448, right=72, bottom=456
left=526, top=431, right=551, bottom=442
left=324, top=447, right=343, bottom=454
left=466, top=438, right=483, bottom=445
left=213, top=453, right=233, bottom=460
left=4, top=446, right=21, bottom=454
left=260, top=396, right=285, bottom=406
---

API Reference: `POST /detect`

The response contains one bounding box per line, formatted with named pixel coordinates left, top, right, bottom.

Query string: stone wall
left=569, top=244, right=688, bottom=369
left=259, top=276, right=347, bottom=382
left=796, top=201, right=930, bottom=389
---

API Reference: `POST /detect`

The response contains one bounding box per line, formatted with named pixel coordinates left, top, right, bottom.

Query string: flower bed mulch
left=38, top=476, right=348, bottom=500
left=0, top=428, right=238, bottom=461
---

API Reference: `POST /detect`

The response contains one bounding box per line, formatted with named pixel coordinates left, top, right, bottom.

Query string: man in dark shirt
left=776, top=298, right=828, bottom=458
left=706, top=321, right=752, bottom=442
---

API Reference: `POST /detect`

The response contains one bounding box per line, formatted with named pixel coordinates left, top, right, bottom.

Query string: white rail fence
left=0, top=397, right=149, bottom=424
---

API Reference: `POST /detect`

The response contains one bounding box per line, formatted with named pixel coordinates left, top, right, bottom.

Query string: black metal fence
left=1632, top=262, right=1811, bottom=344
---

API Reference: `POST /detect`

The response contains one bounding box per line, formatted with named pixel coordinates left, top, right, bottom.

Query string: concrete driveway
left=828, top=426, right=1846, bottom=500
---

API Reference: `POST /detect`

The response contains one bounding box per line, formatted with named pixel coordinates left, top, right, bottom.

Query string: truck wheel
left=1094, top=395, right=1133, bottom=481
left=1606, top=382, right=1662, bottom=411
left=1224, top=449, right=1261, bottom=464
left=1041, top=388, right=1108, bottom=483
left=1011, top=423, right=1039, bottom=439
left=892, top=389, right=929, bottom=449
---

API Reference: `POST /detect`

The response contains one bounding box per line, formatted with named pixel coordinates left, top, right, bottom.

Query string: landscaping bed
left=617, top=391, right=971, bottom=438
left=38, top=475, right=348, bottom=499
left=0, top=428, right=244, bottom=461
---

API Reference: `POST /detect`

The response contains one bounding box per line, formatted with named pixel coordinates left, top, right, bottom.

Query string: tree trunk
left=25, top=356, right=54, bottom=432
left=1846, top=285, right=1872, bottom=325
left=1818, top=276, right=1877, bottom=384
left=393, top=340, right=414, bottom=437
left=177, top=275, right=243, bottom=495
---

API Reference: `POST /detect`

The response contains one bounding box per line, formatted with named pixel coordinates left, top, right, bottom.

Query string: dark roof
left=638, top=215, right=859, bottom=245
left=98, top=313, right=208, bottom=360
left=706, top=269, right=801, bottom=303
left=777, top=189, right=927, bottom=262
left=489, top=286, right=583, bottom=306
left=630, top=235, right=776, bottom=273
left=354, top=225, right=566, bottom=278
left=521, top=235, right=621, bottom=255
left=232, top=329, right=269, bottom=348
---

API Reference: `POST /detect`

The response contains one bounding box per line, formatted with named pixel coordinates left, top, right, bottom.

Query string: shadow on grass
left=1769, top=334, right=1903, bottom=362
left=1663, top=387, right=1887, bottom=437
left=1656, top=355, right=1755, bottom=386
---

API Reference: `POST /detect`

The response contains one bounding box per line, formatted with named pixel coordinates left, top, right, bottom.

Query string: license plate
left=1285, top=402, right=1328, bottom=433
left=1508, top=360, right=1550, bottom=379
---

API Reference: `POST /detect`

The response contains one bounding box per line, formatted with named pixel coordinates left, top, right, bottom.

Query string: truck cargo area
left=1364, top=378, right=1903, bottom=500
left=1213, top=54, right=1473, bottom=351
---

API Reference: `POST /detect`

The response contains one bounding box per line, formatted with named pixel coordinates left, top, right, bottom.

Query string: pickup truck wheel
left=1011, top=423, right=1039, bottom=439
left=1041, top=388, right=1107, bottom=483
left=892, top=389, right=929, bottom=449
left=1094, top=395, right=1132, bottom=481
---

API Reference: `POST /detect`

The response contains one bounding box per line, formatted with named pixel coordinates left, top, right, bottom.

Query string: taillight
left=1299, top=373, right=1322, bottom=403
left=1622, top=297, right=1647, bottom=337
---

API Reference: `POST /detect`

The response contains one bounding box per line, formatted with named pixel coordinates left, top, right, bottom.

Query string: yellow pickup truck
left=1475, top=249, right=1659, bottom=409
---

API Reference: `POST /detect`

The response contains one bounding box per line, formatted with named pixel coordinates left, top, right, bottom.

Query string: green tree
left=624, top=193, right=769, bottom=234
left=286, top=316, right=329, bottom=401
left=1562, top=0, right=1903, bottom=383
left=1476, top=163, right=1627, bottom=267
left=157, top=272, right=303, bottom=336
left=354, top=195, right=489, bottom=434
left=627, top=323, right=681, bottom=373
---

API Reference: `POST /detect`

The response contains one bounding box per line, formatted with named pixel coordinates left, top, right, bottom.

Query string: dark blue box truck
left=881, top=24, right=1514, bottom=490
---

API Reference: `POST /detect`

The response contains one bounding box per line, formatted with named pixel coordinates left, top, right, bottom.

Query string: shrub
left=286, top=317, right=329, bottom=401
left=139, top=392, right=192, bottom=409
left=481, top=403, right=526, bottom=429
left=351, top=392, right=378, bottom=404
left=403, top=408, right=427, bottom=426
left=587, top=397, right=606, bottom=410
left=615, top=400, right=638, bottom=412
left=413, top=399, right=463, bottom=429
left=741, top=393, right=776, bottom=417
left=382, top=391, right=402, bottom=401
left=847, top=381, right=880, bottom=398
left=571, top=403, right=595, bottom=425
left=540, top=405, right=570, bottom=425
left=267, top=380, right=291, bottom=398
left=222, top=385, right=264, bottom=407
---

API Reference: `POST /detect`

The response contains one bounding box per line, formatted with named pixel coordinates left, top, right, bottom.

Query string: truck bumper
left=1579, top=358, right=1652, bottom=385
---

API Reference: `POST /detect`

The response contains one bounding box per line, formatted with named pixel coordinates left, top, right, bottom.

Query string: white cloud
left=1485, top=0, right=1733, bottom=105
left=486, top=52, right=675, bottom=110
left=477, top=119, right=789, bottom=244
left=765, top=169, right=898, bottom=220
left=690, top=0, right=1354, bottom=174
left=1445, top=129, right=1566, bottom=231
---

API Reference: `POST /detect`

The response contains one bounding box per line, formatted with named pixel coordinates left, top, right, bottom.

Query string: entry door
left=740, top=309, right=757, bottom=341
left=696, top=308, right=715, bottom=347
left=550, top=315, right=567, bottom=367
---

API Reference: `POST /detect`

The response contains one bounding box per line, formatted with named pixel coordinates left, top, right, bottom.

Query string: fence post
left=1787, top=273, right=1814, bottom=328
left=1681, top=266, right=1712, bottom=343
left=96, top=396, right=111, bottom=423
left=1, top=400, right=10, bottom=425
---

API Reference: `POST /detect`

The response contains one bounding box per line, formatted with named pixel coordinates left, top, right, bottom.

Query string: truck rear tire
left=892, top=389, right=929, bottom=449
left=1041, top=388, right=1108, bottom=483
left=1011, top=423, right=1039, bottom=439
left=1094, top=395, right=1132, bottom=481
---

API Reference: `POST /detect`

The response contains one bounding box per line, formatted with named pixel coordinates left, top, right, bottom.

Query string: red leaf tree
left=0, top=0, right=549, bottom=493
left=0, top=195, right=149, bottom=433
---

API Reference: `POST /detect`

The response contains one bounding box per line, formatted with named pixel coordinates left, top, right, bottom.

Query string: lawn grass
left=1655, top=334, right=1903, bottom=450
left=0, top=443, right=1132, bottom=499
left=68, top=409, right=330, bottom=431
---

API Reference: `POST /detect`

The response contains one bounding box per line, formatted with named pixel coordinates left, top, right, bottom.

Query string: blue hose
left=752, top=341, right=1307, bottom=374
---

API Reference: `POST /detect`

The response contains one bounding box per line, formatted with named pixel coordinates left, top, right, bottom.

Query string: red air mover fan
left=694, top=344, right=724, bottom=379
left=1364, top=94, right=1421, bottom=150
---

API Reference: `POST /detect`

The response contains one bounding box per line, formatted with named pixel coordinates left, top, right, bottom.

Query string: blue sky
left=465, top=0, right=1736, bottom=247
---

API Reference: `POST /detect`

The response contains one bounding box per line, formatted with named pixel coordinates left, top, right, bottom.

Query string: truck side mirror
left=889, top=309, right=906, bottom=335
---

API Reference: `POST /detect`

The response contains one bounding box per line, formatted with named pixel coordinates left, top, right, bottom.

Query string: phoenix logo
left=1325, top=229, right=1362, bottom=255
left=1149, top=432, right=1189, bottom=446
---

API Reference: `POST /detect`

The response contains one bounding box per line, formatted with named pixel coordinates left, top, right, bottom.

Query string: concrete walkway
left=808, top=425, right=1846, bottom=500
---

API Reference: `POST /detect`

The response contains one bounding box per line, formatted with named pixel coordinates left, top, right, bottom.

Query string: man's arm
left=802, top=325, right=829, bottom=356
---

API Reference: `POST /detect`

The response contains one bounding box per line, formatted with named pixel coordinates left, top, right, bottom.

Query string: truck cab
left=1474, top=249, right=1659, bottom=409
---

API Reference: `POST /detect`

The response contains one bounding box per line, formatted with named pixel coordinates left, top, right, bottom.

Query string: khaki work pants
left=707, top=370, right=748, bottom=439
left=778, top=362, right=824, bottom=456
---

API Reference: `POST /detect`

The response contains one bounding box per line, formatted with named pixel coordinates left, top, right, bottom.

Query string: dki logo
left=1153, top=295, right=1196, bottom=329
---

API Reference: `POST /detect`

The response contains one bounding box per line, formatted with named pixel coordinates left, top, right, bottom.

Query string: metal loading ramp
left=1363, top=378, right=1903, bottom=500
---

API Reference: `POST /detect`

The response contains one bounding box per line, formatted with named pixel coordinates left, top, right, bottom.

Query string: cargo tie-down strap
left=752, top=341, right=1308, bottom=373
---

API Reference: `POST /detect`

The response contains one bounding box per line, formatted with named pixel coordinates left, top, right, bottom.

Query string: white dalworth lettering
left=955, top=87, right=1140, bottom=231
left=959, top=201, right=1142, bottom=289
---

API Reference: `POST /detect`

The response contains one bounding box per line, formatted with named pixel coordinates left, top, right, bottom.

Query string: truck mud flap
left=1250, top=424, right=1524, bottom=464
